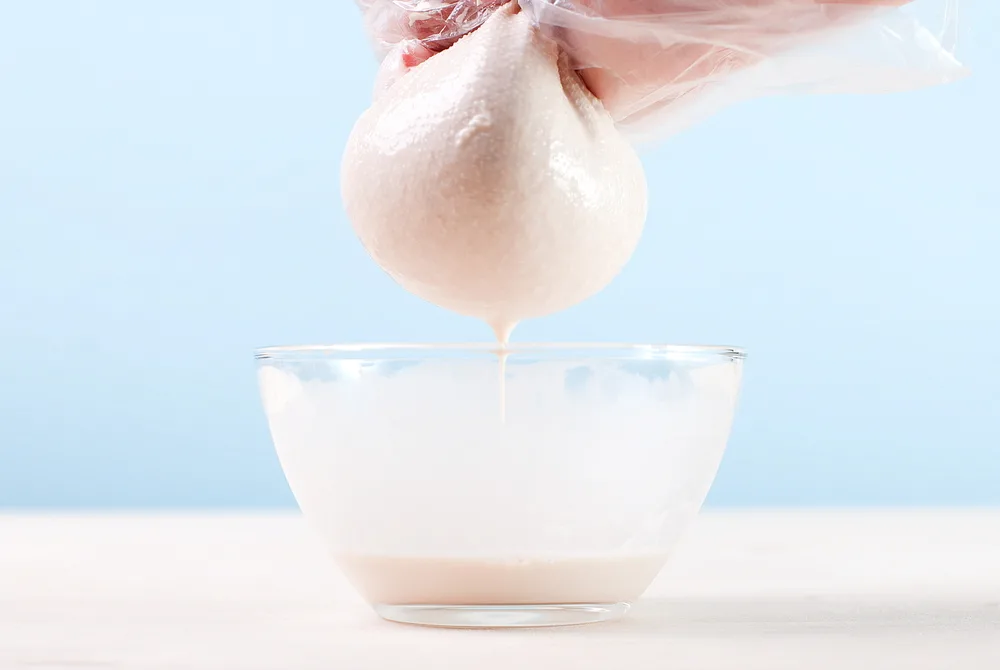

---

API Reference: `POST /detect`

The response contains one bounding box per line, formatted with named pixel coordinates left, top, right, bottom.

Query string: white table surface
left=1, top=511, right=998, bottom=669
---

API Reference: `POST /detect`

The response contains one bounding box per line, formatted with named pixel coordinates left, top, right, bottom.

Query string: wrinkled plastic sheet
left=357, top=1, right=966, bottom=140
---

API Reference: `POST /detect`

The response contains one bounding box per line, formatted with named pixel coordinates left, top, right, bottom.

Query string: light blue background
left=1, top=2, right=996, bottom=508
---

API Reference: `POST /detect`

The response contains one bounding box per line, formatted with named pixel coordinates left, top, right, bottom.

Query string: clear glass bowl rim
left=255, top=343, right=746, bottom=361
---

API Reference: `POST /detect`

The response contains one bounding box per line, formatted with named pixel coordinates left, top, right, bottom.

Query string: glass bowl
left=256, top=343, right=744, bottom=628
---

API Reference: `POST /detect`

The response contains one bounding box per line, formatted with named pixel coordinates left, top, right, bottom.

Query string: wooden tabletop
left=2, top=510, right=998, bottom=669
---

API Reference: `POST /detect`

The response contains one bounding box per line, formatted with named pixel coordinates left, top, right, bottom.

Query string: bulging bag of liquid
left=342, top=1, right=966, bottom=335
left=356, top=0, right=966, bottom=141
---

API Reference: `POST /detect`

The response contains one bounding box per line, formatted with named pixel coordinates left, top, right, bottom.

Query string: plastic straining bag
left=356, top=0, right=966, bottom=141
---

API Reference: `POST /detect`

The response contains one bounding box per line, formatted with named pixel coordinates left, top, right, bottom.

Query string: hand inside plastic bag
left=360, top=0, right=914, bottom=125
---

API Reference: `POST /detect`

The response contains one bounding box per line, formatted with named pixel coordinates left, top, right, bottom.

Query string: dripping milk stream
left=492, top=321, right=516, bottom=423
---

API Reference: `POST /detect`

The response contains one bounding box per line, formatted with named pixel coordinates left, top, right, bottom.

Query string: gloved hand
left=359, top=0, right=914, bottom=122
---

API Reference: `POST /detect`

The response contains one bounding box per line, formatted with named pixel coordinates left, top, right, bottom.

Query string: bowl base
left=374, top=602, right=630, bottom=628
